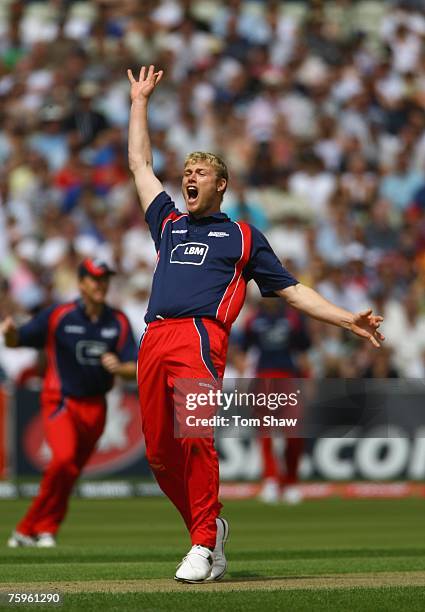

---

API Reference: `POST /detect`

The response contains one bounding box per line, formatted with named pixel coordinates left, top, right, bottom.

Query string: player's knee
left=50, top=457, right=79, bottom=479
left=182, top=438, right=210, bottom=456
left=145, top=449, right=167, bottom=471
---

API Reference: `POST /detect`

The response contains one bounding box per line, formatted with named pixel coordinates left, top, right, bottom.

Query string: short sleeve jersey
left=17, top=299, right=137, bottom=399
left=144, top=192, right=298, bottom=328
left=242, top=304, right=311, bottom=372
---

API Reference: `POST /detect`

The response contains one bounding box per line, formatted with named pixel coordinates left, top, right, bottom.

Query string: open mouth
left=187, top=186, right=198, bottom=203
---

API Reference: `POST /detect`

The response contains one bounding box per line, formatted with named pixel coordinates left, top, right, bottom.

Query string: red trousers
left=17, top=395, right=106, bottom=536
left=261, top=437, right=304, bottom=485
left=137, top=317, right=228, bottom=549
left=257, top=369, right=304, bottom=486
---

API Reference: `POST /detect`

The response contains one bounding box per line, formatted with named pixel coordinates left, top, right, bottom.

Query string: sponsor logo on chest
left=208, top=231, right=229, bottom=237
left=76, top=340, right=108, bottom=365
left=64, top=325, right=86, bottom=334
left=170, top=242, right=209, bottom=265
left=101, top=327, right=118, bottom=338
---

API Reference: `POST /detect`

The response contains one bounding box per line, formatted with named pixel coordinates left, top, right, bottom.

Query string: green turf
left=2, top=588, right=425, bottom=612
left=0, top=497, right=424, bottom=610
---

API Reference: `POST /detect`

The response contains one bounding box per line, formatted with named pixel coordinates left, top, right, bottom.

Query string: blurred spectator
left=315, top=202, right=353, bottom=265
left=388, top=24, right=423, bottom=75
left=266, top=215, right=309, bottom=270
left=379, top=150, right=424, bottom=212
left=340, top=153, right=378, bottom=213
left=223, top=175, right=268, bottom=231
left=289, top=151, right=336, bottom=218
left=63, top=81, right=109, bottom=147
left=122, top=270, right=152, bottom=340
left=316, top=263, right=368, bottom=314
left=361, top=346, right=399, bottom=378
left=166, top=108, right=215, bottom=163
left=364, top=199, right=399, bottom=252
left=29, top=105, right=69, bottom=170
left=384, top=289, right=425, bottom=377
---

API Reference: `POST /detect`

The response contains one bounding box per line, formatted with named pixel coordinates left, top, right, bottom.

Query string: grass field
left=0, top=496, right=424, bottom=611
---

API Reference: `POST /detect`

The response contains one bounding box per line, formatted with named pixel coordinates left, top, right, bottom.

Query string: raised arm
left=127, top=65, right=164, bottom=213
left=277, top=284, right=384, bottom=348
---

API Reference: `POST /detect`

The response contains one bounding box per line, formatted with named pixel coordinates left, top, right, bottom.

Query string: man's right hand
left=0, top=316, right=19, bottom=347
left=127, top=65, right=163, bottom=104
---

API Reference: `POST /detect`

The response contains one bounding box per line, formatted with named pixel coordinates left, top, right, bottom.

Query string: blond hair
left=184, top=152, right=229, bottom=183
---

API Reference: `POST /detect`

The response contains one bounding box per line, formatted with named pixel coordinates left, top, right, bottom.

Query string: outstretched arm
left=277, top=284, right=384, bottom=348
left=127, top=65, right=164, bottom=213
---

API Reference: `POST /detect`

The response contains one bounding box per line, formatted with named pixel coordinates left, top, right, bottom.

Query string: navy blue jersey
left=144, top=191, right=298, bottom=327
left=243, top=303, right=311, bottom=373
left=17, top=299, right=137, bottom=399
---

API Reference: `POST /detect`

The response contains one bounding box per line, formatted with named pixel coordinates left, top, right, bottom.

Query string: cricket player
left=242, top=299, right=310, bottom=504
left=1, top=258, right=137, bottom=548
left=127, top=65, right=384, bottom=583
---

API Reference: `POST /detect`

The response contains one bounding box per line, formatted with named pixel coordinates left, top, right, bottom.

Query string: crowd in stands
left=0, top=0, right=425, bottom=381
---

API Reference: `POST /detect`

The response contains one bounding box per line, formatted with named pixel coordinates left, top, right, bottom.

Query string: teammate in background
left=1, top=259, right=137, bottom=548
left=242, top=299, right=310, bottom=504
left=127, top=65, right=384, bottom=583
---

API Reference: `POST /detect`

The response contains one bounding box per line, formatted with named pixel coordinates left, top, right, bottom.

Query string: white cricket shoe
left=206, top=517, right=229, bottom=581
left=36, top=533, right=56, bottom=548
left=282, top=485, right=303, bottom=505
left=174, top=545, right=213, bottom=583
left=258, top=478, right=280, bottom=503
left=7, top=531, right=36, bottom=548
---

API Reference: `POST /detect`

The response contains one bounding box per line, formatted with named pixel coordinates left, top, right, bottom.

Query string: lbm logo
left=170, top=242, right=209, bottom=265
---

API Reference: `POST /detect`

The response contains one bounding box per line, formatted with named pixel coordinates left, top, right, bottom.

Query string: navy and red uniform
left=15, top=299, right=137, bottom=537
left=138, top=191, right=298, bottom=547
left=242, top=303, right=310, bottom=486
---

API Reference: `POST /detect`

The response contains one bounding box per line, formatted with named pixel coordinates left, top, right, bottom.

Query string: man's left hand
left=101, top=352, right=121, bottom=373
left=350, top=309, right=385, bottom=347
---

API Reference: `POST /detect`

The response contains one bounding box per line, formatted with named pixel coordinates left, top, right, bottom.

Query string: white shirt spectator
left=266, top=223, right=309, bottom=270
left=278, top=93, right=316, bottom=139
left=376, top=71, right=405, bottom=104
left=151, top=0, right=183, bottom=28
left=390, top=32, right=422, bottom=74
left=384, top=302, right=425, bottom=377
left=166, top=119, right=215, bottom=164
left=413, top=131, right=425, bottom=172
left=0, top=341, right=38, bottom=383
left=289, top=171, right=336, bottom=218
left=121, top=226, right=157, bottom=273
left=161, top=30, right=217, bottom=80
left=317, top=278, right=368, bottom=314
left=315, top=138, right=343, bottom=172
left=121, top=274, right=151, bottom=341
left=245, top=93, right=279, bottom=143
